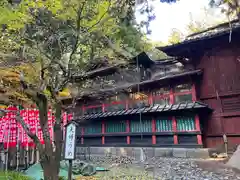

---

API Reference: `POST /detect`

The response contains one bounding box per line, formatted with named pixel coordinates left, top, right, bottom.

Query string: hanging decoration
left=0, top=106, right=72, bottom=148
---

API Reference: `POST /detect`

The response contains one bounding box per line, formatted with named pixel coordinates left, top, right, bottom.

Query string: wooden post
left=126, top=120, right=130, bottom=144
left=152, top=118, right=156, bottom=144
left=102, top=121, right=105, bottom=145
left=64, top=121, right=77, bottom=180
left=191, top=83, right=197, bottom=102
left=68, top=160, right=73, bottom=180
left=223, top=134, right=228, bottom=157
left=195, top=115, right=203, bottom=145
left=172, top=116, right=178, bottom=144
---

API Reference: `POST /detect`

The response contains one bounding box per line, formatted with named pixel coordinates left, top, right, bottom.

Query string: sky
left=135, top=0, right=226, bottom=43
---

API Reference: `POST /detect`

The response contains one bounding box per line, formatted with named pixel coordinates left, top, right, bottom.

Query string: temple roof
left=76, top=69, right=202, bottom=100
left=73, top=101, right=211, bottom=122
left=157, top=19, right=240, bottom=57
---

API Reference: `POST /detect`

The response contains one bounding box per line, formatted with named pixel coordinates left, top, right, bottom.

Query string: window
left=176, top=116, right=195, bottom=131
left=105, top=120, right=126, bottom=133
left=174, top=84, right=192, bottom=104
left=156, top=117, right=172, bottom=132
left=175, top=94, right=192, bottom=104
left=152, top=87, right=170, bottom=105
left=128, top=92, right=149, bottom=109
left=130, top=117, right=152, bottom=133
left=174, top=84, right=192, bottom=93
left=84, top=123, right=102, bottom=134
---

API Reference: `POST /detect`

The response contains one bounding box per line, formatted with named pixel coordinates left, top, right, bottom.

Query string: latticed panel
left=105, top=120, right=126, bottom=133
left=105, top=103, right=126, bottom=112
left=84, top=123, right=102, bottom=134
left=84, top=106, right=102, bottom=115
left=156, top=118, right=172, bottom=131
left=130, top=119, right=152, bottom=132
left=176, top=116, right=195, bottom=131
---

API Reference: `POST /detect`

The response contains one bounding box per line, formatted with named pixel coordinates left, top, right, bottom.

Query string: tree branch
left=84, top=0, right=112, bottom=33
left=68, top=2, right=86, bottom=68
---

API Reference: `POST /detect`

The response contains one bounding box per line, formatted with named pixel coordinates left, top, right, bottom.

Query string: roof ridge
left=186, top=19, right=239, bottom=38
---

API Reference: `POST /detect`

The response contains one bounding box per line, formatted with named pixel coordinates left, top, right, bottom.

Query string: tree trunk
left=42, top=161, right=59, bottom=180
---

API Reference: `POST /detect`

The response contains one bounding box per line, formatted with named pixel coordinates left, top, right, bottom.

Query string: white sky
left=135, top=0, right=226, bottom=43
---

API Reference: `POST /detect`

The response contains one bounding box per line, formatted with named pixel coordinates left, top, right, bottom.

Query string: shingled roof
left=73, top=101, right=211, bottom=122
left=157, top=19, right=240, bottom=57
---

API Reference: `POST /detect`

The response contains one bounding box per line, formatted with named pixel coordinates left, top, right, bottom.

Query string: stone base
left=76, top=146, right=210, bottom=161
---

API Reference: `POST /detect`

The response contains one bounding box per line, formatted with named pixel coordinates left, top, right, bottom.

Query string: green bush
left=0, top=171, right=32, bottom=180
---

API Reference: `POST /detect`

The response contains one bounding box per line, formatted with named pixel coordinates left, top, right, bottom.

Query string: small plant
left=0, top=171, right=32, bottom=180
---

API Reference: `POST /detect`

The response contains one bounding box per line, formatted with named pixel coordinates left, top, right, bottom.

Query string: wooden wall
left=196, top=42, right=240, bottom=148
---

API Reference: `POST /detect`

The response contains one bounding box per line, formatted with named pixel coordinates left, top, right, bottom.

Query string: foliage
left=209, top=0, right=240, bottom=20
left=167, top=28, right=184, bottom=44
left=0, top=171, right=32, bottom=180
left=0, top=0, right=152, bottom=179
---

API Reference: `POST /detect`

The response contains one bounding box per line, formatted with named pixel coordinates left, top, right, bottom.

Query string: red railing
left=81, top=84, right=195, bottom=115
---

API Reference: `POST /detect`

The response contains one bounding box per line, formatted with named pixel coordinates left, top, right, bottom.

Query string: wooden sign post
left=223, top=134, right=228, bottom=157
left=64, top=121, right=77, bottom=180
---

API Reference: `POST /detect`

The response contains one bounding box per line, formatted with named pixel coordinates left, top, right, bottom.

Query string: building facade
left=159, top=20, right=240, bottom=148
left=72, top=52, right=211, bottom=148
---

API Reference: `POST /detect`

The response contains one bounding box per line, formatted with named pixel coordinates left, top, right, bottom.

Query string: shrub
left=0, top=171, right=32, bottom=180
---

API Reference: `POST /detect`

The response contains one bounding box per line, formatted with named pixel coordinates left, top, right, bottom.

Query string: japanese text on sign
left=64, top=123, right=76, bottom=160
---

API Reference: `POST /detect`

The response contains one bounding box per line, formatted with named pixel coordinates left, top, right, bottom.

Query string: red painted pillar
left=102, top=121, right=105, bottom=144
left=170, top=87, right=178, bottom=144
left=149, top=94, right=153, bottom=105
left=195, top=114, right=202, bottom=145
left=126, top=120, right=130, bottom=144
left=170, top=88, right=174, bottom=105
left=152, top=118, right=156, bottom=144
left=102, top=104, right=105, bottom=112
left=192, top=83, right=197, bottom=102
left=172, top=116, right=178, bottom=144
left=125, top=100, right=129, bottom=110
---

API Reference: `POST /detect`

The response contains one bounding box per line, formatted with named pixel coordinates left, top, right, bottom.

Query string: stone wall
left=76, top=147, right=210, bottom=161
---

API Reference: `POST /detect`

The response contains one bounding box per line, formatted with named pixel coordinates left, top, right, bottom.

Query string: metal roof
left=74, top=101, right=211, bottom=122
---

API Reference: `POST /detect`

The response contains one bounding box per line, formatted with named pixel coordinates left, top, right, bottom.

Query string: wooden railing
left=79, top=84, right=194, bottom=116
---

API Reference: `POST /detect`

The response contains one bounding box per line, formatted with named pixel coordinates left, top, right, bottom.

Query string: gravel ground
left=87, top=157, right=240, bottom=180
left=143, top=158, right=240, bottom=180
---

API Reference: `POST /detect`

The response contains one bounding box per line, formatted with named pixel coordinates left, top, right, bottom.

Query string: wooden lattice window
left=105, top=120, right=126, bottom=133
left=156, top=117, right=172, bottom=132
left=176, top=116, right=195, bottom=131
left=130, top=117, right=152, bottom=133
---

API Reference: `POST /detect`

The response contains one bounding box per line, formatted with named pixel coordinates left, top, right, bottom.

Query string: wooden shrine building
left=158, top=19, right=240, bottom=148
left=71, top=51, right=212, bottom=148
left=72, top=20, right=240, bottom=149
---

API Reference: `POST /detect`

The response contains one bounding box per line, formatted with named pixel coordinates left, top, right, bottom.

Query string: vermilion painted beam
left=195, top=114, right=202, bottom=145
left=152, top=118, right=156, bottom=144
left=172, top=116, right=178, bottom=144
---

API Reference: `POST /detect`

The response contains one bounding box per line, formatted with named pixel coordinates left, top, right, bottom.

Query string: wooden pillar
left=191, top=83, right=197, bottom=102
left=195, top=114, right=202, bottom=145
left=102, top=121, right=105, bottom=145
left=152, top=118, right=156, bottom=144
left=170, top=87, right=178, bottom=144
left=170, top=88, right=174, bottom=105
left=172, top=116, right=178, bottom=144
left=81, top=127, right=84, bottom=145
left=102, top=104, right=105, bottom=112
left=126, top=120, right=130, bottom=144
left=149, top=94, right=153, bottom=105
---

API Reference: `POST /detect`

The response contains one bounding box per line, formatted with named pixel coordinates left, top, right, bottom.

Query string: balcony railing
left=77, top=84, right=195, bottom=116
